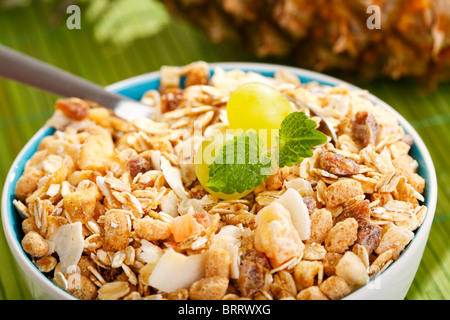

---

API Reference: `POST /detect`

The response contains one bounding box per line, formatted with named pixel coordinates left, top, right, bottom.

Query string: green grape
left=194, top=133, right=254, bottom=200
left=226, top=82, right=293, bottom=149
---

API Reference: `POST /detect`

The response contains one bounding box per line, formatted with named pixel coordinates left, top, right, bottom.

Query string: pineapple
left=162, top=0, right=450, bottom=86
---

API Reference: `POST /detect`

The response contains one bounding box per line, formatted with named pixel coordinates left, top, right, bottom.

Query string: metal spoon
left=0, top=44, right=152, bottom=121
left=284, top=94, right=338, bottom=144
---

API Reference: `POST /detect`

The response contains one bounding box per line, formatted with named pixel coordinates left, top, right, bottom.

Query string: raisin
left=161, top=88, right=184, bottom=113
left=236, top=260, right=266, bottom=297
left=240, top=249, right=271, bottom=270
left=127, top=157, right=152, bottom=177
left=55, top=98, right=90, bottom=121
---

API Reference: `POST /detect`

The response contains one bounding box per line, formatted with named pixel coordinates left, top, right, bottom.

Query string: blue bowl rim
left=1, top=62, right=438, bottom=300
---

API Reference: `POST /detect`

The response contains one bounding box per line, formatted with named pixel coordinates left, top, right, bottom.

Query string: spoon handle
left=0, top=45, right=151, bottom=120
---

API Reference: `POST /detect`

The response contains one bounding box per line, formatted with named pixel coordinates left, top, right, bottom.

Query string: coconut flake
left=210, top=225, right=242, bottom=279
left=148, top=249, right=205, bottom=292
left=276, top=188, right=311, bottom=240
left=284, top=178, right=315, bottom=197
left=50, top=222, right=83, bottom=274
left=150, top=150, right=161, bottom=171
left=160, top=190, right=179, bottom=217
left=160, top=156, right=188, bottom=200
left=137, top=239, right=164, bottom=264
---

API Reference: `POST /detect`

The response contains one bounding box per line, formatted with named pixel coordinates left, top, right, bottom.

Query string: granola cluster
left=14, top=62, right=427, bottom=300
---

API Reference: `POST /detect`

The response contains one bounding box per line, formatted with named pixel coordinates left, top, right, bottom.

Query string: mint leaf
left=276, top=112, right=328, bottom=168
left=206, top=132, right=274, bottom=194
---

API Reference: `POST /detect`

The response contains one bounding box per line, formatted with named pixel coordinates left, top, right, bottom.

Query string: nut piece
left=308, top=208, right=333, bottom=245
left=65, top=273, right=97, bottom=300
left=271, top=270, right=297, bottom=299
left=296, top=286, right=329, bottom=300
left=324, top=218, right=358, bottom=253
left=21, top=231, right=48, bottom=258
left=63, top=190, right=98, bottom=223
left=161, top=88, right=184, bottom=113
left=22, top=217, right=38, bottom=234
left=15, top=167, right=43, bottom=202
left=134, top=217, right=172, bottom=242
left=189, top=276, right=229, bottom=300
left=375, top=224, right=414, bottom=259
left=323, top=179, right=364, bottom=207
left=294, top=260, right=323, bottom=291
left=78, top=134, right=114, bottom=171
left=36, top=256, right=57, bottom=273
left=103, top=211, right=130, bottom=252
left=323, top=253, right=342, bottom=276
left=205, top=248, right=231, bottom=278
left=319, top=275, right=352, bottom=300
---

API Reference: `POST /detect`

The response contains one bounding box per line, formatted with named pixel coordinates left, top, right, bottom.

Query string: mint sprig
left=206, top=112, right=327, bottom=195
left=276, top=112, right=328, bottom=168
left=206, top=132, right=274, bottom=194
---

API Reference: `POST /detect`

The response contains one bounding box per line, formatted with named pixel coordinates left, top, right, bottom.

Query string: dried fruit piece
left=336, top=198, right=370, bottom=225
left=236, top=260, right=267, bottom=298
left=319, top=150, right=359, bottom=176
left=169, top=213, right=204, bottom=242
left=128, top=157, right=152, bottom=177
left=271, top=270, right=297, bottom=299
left=55, top=98, right=90, bottom=121
left=254, top=202, right=304, bottom=267
left=161, top=88, right=184, bottom=113
left=352, top=111, right=379, bottom=147
left=294, top=260, right=323, bottom=291
left=356, top=223, right=382, bottom=255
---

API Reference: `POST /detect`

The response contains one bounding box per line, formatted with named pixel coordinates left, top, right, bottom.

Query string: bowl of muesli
left=2, top=62, right=437, bottom=300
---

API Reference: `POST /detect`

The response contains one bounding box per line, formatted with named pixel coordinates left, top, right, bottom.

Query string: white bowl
left=1, top=62, right=437, bottom=300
